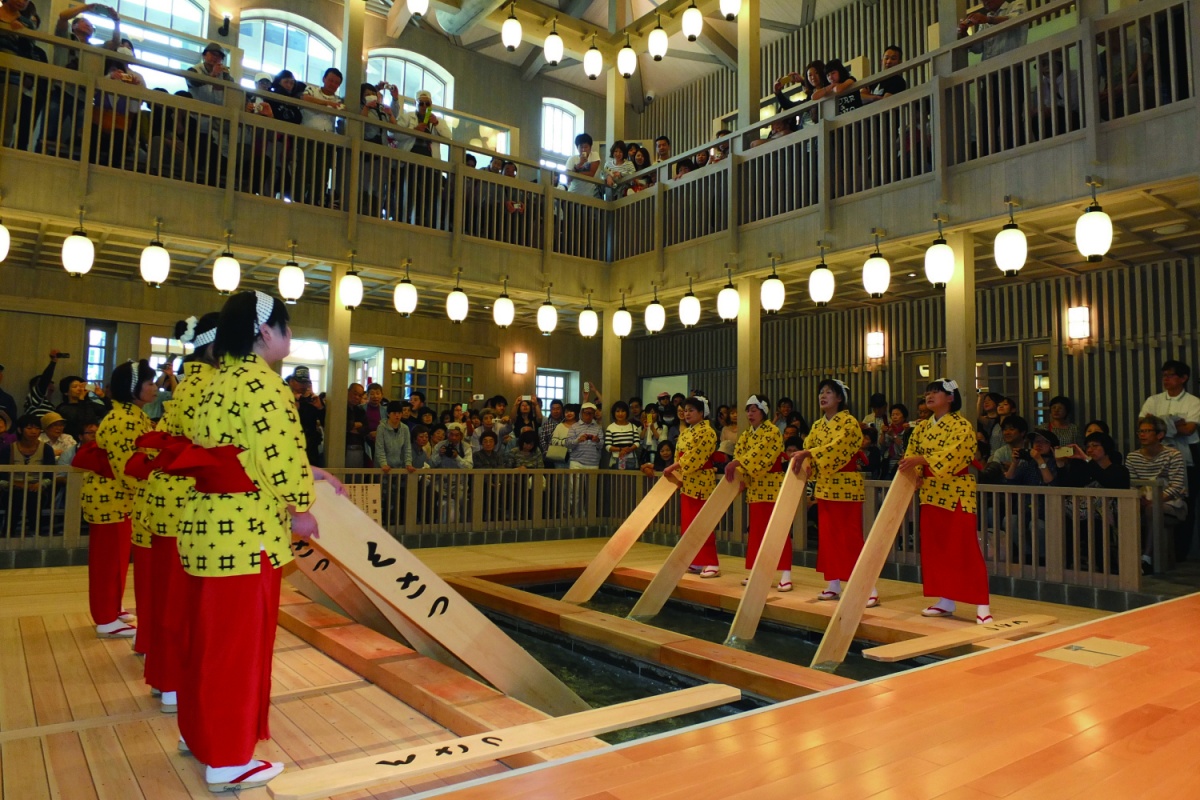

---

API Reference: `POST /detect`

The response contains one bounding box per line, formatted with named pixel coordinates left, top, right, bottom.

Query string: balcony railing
left=0, top=0, right=1193, bottom=263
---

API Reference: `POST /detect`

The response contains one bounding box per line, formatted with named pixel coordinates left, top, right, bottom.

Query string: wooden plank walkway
left=431, top=592, right=1200, bottom=799
left=0, top=567, right=507, bottom=799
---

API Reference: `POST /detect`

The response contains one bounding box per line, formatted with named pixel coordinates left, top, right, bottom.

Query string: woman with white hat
left=664, top=395, right=721, bottom=577
left=727, top=394, right=792, bottom=591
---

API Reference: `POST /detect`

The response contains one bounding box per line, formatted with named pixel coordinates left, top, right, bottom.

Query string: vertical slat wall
left=635, top=0, right=939, bottom=152
left=634, top=258, right=1200, bottom=450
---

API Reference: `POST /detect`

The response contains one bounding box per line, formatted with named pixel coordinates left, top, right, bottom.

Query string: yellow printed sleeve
left=805, top=411, right=861, bottom=474
left=923, top=414, right=976, bottom=477
left=676, top=422, right=716, bottom=475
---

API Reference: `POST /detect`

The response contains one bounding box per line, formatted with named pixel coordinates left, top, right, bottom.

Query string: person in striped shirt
left=1126, top=415, right=1188, bottom=574
left=605, top=401, right=639, bottom=470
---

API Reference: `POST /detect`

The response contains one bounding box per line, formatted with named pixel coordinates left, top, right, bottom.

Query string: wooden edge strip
left=862, top=615, right=1059, bottom=662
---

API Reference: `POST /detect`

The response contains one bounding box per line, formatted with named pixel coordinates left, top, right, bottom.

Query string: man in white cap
left=397, top=89, right=444, bottom=157
left=569, top=403, right=604, bottom=469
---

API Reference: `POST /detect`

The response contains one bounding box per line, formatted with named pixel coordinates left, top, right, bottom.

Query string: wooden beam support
left=698, top=26, right=738, bottom=70
left=465, top=33, right=504, bottom=51
left=385, top=3, right=413, bottom=38
left=440, top=0, right=509, bottom=36
left=759, top=17, right=803, bottom=33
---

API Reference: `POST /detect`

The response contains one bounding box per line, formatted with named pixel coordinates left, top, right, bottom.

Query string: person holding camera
left=432, top=422, right=473, bottom=469
left=899, top=379, right=991, bottom=623
left=1003, top=428, right=1065, bottom=486
left=286, top=367, right=324, bottom=467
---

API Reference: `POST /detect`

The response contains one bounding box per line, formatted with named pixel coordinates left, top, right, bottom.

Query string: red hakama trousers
left=816, top=499, right=865, bottom=581
left=919, top=503, right=990, bottom=604
left=745, top=501, right=791, bottom=571
left=88, top=518, right=132, bottom=626
left=179, top=555, right=281, bottom=768
left=131, top=543, right=153, bottom=655
left=143, top=535, right=187, bottom=692
left=681, top=493, right=720, bottom=568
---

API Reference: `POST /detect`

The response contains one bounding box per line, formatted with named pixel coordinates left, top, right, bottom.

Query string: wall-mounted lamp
left=866, top=331, right=885, bottom=360
left=513, top=352, right=528, bottom=374
left=1067, top=306, right=1090, bottom=340
left=217, top=14, right=231, bottom=37
left=918, top=364, right=931, bottom=378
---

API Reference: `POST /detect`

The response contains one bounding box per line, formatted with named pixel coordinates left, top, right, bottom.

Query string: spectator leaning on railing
left=375, top=401, right=414, bottom=474
left=1138, top=359, right=1200, bottom=561
left=1126, top=414, right=1189, bottom=573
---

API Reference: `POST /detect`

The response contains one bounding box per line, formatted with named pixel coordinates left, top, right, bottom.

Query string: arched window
left=107, top=0, right=206, bottom=34
left=541, top=98, right=585, bottom=172
left=366, top=49, right=454, bottom=109
left=239, top=12, right=339, bottom=88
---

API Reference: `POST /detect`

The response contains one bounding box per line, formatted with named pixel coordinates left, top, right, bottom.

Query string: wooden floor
left=0, top=566, right=506, bottom=800
left=431, top=592, right=1200, bottom=799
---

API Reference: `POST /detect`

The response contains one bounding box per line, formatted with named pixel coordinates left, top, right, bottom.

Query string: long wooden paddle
left=810, top=468, right=919, bottom=671
left=862, top=614, right=1056, bottom=662
left=267, top=683, right=741, bottom=800
left=306, top=482, right=589, bottom=716
left=562, top=475, right=679, bottom=604
left=628, top=474, right=741, bottom=621
left=725, top=465, right=807, bottom=646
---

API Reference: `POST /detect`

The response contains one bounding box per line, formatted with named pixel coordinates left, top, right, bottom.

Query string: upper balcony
left=0, top=0, right=1197, bottom=322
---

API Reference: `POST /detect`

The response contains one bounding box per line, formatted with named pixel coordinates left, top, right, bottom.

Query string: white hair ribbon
left=128, top=359, right=139, bottom=395
left=178, top=316, right=198, bottom=344
left=253, top=291, right=274, bottom=336
left=693, top=394, right=711, bottom=419
left=193, top=326, right=217, bottom=347
left=941, top=378, right=959, bottom=393
left=745, top=395, right=769, bottom=415
left=831, top=378, right=850, bottom=400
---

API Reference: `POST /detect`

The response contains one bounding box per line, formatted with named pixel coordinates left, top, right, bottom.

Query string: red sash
left=160, top=444, right=259, bottom=494
left=71, top=441, right=115, bottom=479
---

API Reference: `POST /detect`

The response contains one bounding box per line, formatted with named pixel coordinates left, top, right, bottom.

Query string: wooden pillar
left=324, top=262, right=353, bottom=469
left=606, top=70, right=627, bottom=147
left=342, top=0, right=367, bottom=105
left=944, top=231, right=976, bottom=391
left=736, top=276, right=762, bottom=405
left=736, top=0, right=761, bottom=133
left=600, top=311, right=622, bottom=413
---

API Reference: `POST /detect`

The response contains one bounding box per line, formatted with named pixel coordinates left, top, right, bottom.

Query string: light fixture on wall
left=278, top=241, right=305, bottom=304
left=760, top=254, right=785, bottom=313
left=719, top=0, right=739, bottom=21
left=645, top=285, right=666, bottom=333
left=861, top=228, right=890, bottom=298
left=809, top=242, right=834, bottom=306
left=0, top=194, right=11, bottom=263
left=648, top=14, right=668, bottom=61
left=407, top=0, right=429, bottom=18
left=446, top=270, right=469, bottom=323
left=513, top=352, right=528, bottom=374
left=866, top=331, right=885, bottom=360
left=613, top=291, right=632, bottom=337
left=217, top=14, right=231, bottom=37
left=617, top=33, right=637, bottom=78
left=678, top=276, right=701, bottom=328
left=339, top=252, right=363, bottom=311
left=211, top=231, right=240, bottom=294
left=924, top=214, right=954, bottom=289
left=1075, top=176, right=1112, bottom=262
left=578, top=292, right=598, bottom=338
left=493, top=277, right=515, bottom=328
left=537, top=286, right=557, bottom=335
left=1067, top=306, right=1090, bottom=340
left=682, top=1, right=703, bottom=41
left=717, top=266, right=739, bottom=321
left=393, top=258, right=417, bottom=316
left=583, top=34, right=603, bottom=80
left=501, top=2, right=522, bottom=51
left=994, top=196, right=1027, bottom=277
left=139, top=218, right=170, bottom=288
left=61, top=207, right=94, bottom=277
left=543, top=17, right=564, bottom=65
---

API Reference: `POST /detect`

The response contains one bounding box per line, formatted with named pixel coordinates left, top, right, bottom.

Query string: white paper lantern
left=994, top=223, right=1027, bottom=276
left=340, top=269, right=363, bottom=310
left=924, top=238, right=954, bottom=288
left=761, top=270, right=785, bottom=314
left=617, top=40, right=637, bottom=78
left=583, top=39, right=603, bottom=80
left=682, top=3, right=703, bottom=41
left=678, top=291, right=700, bottom=328
left=393, top=279, right=417, bottom=316
left=717, top=281, right=739, bottom=321
left=0, top=220, right=11, bottom=263
left=543, top=28, right=564, bottom=65
left=648, top=23, right=668, bottom=61
left=493, top=291, right=515, bottom=328
left=212, top=253, right=240, bottom=294
left=719, top=0, right=739, bottom=21
left=406, top=0, right=428, bottom=16
left=862, top=251, right=890, bottom=298
left=808, top=264, right=834, bottom=306
left=645, top=297, right=665, bottom=333
left=62, top=230, right=94, bottom=277
left=446, top=287, right=469, bottom=322
left=537, top=298, right=557, bottom=335
left=501, top=10, right=522, bottom=52
left=1075, top=203, right=1112, bottom=263
left=578, top=305, right=598, bottom=338
left=612, top=300, right=632, bottom=338
left=279, top=262, right=305, bottom=303
left=139, top=242, right=170, bottom=287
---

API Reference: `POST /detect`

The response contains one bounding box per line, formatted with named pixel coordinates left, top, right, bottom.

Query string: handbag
left=546, top=444, right=569, bottom=462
